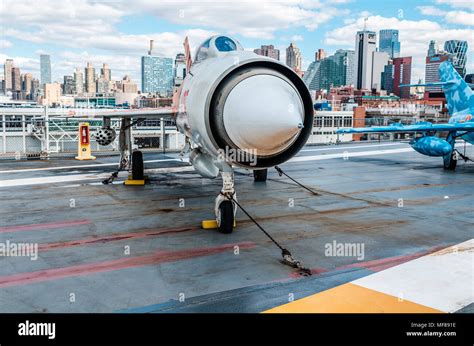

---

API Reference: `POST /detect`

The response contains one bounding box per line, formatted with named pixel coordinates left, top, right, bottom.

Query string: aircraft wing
left=337, top=123, right=474, bottom=134
left=99, top=108, right=177, bottom=119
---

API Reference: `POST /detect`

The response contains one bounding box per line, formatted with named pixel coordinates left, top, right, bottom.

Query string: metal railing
left=0, top=115, right=180, bottom=160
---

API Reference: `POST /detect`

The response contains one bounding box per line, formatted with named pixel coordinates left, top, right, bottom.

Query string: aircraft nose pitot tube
left=410, top=136, right=453, bottom=157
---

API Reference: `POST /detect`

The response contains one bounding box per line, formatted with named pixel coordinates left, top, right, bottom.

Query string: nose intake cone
left=222, top=74, right=304, bottom=156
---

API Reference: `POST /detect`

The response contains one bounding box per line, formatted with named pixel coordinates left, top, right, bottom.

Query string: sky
left=1, top=0, right=473, bottom=86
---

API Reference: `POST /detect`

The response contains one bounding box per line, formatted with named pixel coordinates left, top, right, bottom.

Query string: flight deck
left=0, top=141, right=472, bottom=313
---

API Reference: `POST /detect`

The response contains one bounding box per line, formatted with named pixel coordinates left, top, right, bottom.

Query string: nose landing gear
left=215, top=171, right=237, bottom=234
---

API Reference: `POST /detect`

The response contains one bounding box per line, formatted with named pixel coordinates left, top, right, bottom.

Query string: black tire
left=132, top=151, right=144, bottom=180
left=443, top=152, right=457, bottom=170
left=253, top=169, right=267, bottom=182
left=218, top=200, right=234, bottom=234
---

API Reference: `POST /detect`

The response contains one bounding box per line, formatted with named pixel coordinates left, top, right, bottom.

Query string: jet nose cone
left=222, top=74, right=304, bottom=156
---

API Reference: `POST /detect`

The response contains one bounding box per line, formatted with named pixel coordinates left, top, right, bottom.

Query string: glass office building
left=379, top=30, right=400, bottom=59
left=444, top=40, right=468, bottom=77
left=40, top=54, right=52, bottom=85
left=141, top=55, right=173, bottom=96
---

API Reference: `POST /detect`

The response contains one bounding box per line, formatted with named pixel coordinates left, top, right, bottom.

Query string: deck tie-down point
left=226, top=193, right=312, bottom=276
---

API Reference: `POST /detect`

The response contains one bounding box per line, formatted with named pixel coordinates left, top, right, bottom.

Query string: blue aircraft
left=337, top=61, right=474, bottom=170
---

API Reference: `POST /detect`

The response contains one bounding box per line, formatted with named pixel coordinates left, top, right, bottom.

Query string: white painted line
left=0, top=173, right=113, bottom=187
left=353, top=239, right=474, bottom=313
left=301, top=143, right=406, bottom=152
left=0, top=159, right=180, bottom=174
left=145, top=166, right=194, bottom=174
left=290, top=147, right=415, bottom=162
left=0, top=166, right=195, bottom=188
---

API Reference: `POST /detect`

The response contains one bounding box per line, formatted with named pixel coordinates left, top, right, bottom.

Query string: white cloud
left=324, top=15, right=474, bottom=83
left=417, top=6, right=445, bottom=16
left=0, top=40, right=12, bottom=49
left=444, top=10, right=474, bottom=26
left=0, top=0, right=350, bottom=83
left=122, top=0, right=346, bottom=39
left=435, top=0, right=474, bottom=10
left=418, top=6, right=474, bottom=26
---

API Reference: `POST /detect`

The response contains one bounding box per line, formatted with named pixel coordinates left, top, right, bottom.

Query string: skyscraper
left=371, top=51, right=390, bottom=91
left=427, top=40, right=438, bottom=57
left=393, top=57, right=412, bottom=99
left=381, top=62, right=394, bottom=94
left=254, top=45, right=280, bottom=60
left=22, top=73, right=33, bottom=99
left=317, top=50, right=355, bottom=91
left=303, top=61, right=321, bottom=91
left=444, top=40, right=468, bottom=77
left=315, top=49, right=326, bottom=61
left=355, top=31, right=377, bottom=90
left=425, top=52, right=451, bottom=98
left=85, top=62, right=96, bottom=94
left=141, top=56, right=173, bottom=95
left=63, top=75, right=75, bottom=95
left=3, top=59, right=14, bottom=92
left=141, top=40, right=174, bottom=96
left=40, top=54, right=51, bottom=85
left=174, top=53, right=186, bottom=87
left=96, top=76, right=109, bottom=93
left=101, top=63, right=111, bottom=81
left=74, top=68, right=84, bottom=95
left=122, top=75, right=138, bottom=93
left=379, top=29, right=400, bottom=59
left=11, top=67, right=21, bottom=99
left=286, top=43, right=302, bottom=71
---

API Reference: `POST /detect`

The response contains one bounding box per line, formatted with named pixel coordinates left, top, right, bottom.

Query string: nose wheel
left=215, top=171, right=237, bottom=234
left=131, top=150, right=144, bottom=180
left=217, top=200, right=235, bottom=234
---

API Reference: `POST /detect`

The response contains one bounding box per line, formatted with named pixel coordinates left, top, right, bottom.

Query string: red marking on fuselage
left=0, top=219, right=91, bottom=234
left=0, top=242, right=256, bottom=288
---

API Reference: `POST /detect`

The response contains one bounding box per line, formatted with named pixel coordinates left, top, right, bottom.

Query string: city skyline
left=0, top=0, right=472, bottom=86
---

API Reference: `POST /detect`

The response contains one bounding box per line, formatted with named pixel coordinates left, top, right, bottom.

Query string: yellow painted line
left=124, top=179, right=145, bottom=186
left=201, top=220, right=237, bottom=229
left=263, top=283, right=442, bottom=313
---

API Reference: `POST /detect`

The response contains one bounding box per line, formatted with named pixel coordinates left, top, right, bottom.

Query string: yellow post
left=75, top=122, right=96, bottom=160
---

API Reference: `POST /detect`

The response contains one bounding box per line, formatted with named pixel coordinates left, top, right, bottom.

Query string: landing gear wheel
left=217, top=200, right=234, bottom=234
left=253, top=169, right=267, bottom=182
left=443, top=152, right=457, bottom=170
left=132, top=150, right=144, bottom=180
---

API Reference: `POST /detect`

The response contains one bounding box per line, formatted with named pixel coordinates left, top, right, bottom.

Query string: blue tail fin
left=439, top=62, right=473, bottom=116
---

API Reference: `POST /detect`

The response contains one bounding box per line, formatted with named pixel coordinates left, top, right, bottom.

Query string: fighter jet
left=337, top=61, right=474, bottom=170
left=95, top=35, right=314, bottom=234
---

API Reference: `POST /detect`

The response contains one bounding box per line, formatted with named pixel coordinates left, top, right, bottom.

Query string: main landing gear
left=253, top=168, right=268, bottom=182
left=102, top=117, right=145, bottom=184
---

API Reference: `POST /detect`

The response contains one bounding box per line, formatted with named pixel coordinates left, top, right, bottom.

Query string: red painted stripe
left=0, top=242, right=255, bottom=288
left=0, top=219, right=91, bottom=233
left=39, top=226, right=198, bottom=251
left=289, top=267, right=327, bottom=278
left=335, top=245, right=447, bottom=273
left=292, top=245, right=448, bottom=278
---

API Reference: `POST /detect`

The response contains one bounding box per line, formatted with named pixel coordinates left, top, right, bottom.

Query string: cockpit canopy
left=195, top=35, right=244, bottom=63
